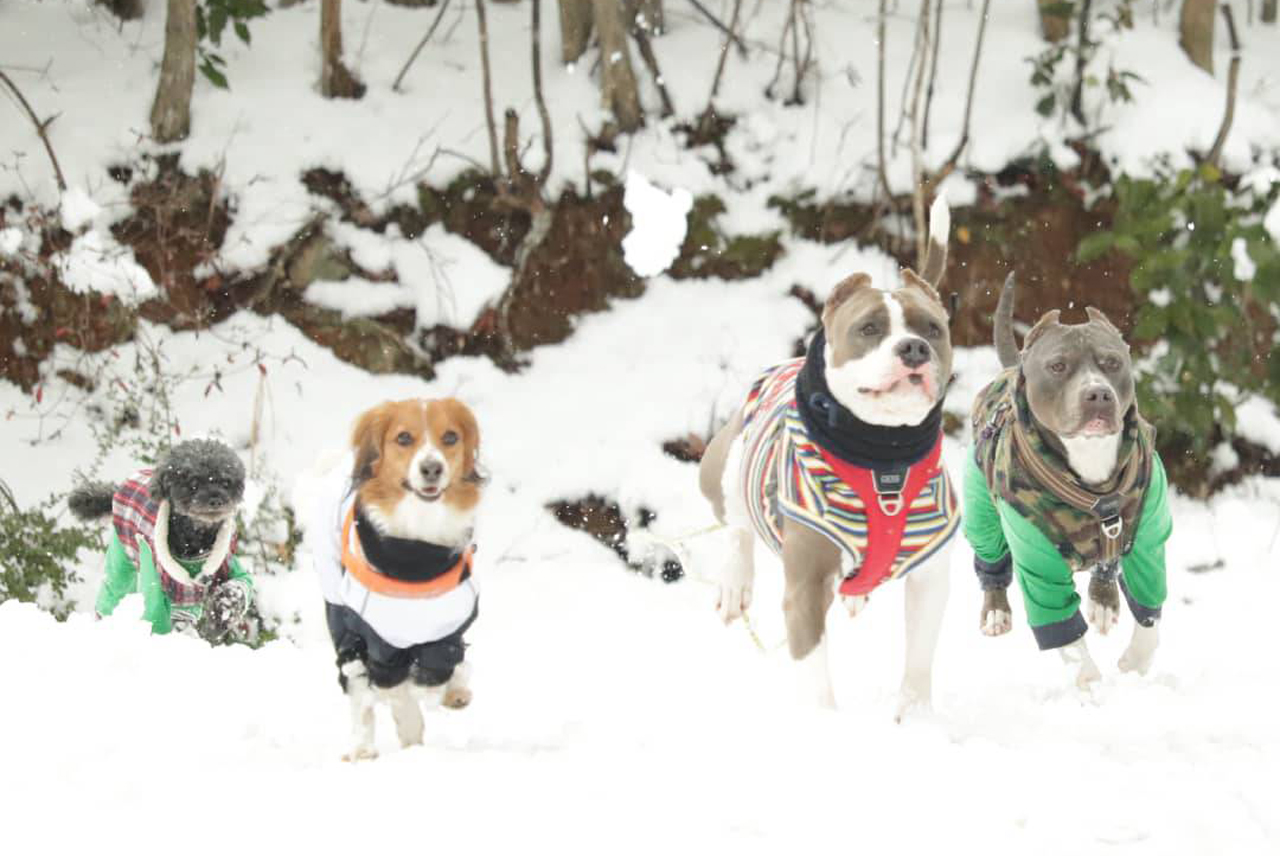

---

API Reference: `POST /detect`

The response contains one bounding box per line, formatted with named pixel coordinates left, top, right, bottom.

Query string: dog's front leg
left=388, top=683, right=425, bottom=748
left=716, top=527, right=756, bottom=624
left=341, top=661, right=379, bottom=761
left=1058, top=638, right=1102, bottom=690
left=896, top=543, right=952, bottom=722
left=781, top=521, right=839, bottom=709
left=1118, top=621, right=1159, bottom=675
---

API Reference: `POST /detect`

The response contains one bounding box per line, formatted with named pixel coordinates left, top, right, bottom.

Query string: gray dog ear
left=900, top=268, right=944, bottom=310
left=1022, top=309, right=1062, bottom=354
left=1084, top=306, right=1122, bottom=336
left=822, top=273, right=872, bottom=327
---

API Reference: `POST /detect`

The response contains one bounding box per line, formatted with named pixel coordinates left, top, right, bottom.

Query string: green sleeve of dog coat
left=227, top=554, right=254, bottom=593
left=999, top=502, right=1080, bottom=629
left=134, top=541, right=174, bottom=635
left=1122, top=455, right=1172, bottom=611
left=94, top=533, right=138, bottom=617
left=962, top=451, right=1009, bottom=563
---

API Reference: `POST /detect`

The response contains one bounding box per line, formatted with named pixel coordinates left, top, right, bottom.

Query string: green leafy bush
left=0, top=480, right=103, bottom=619
left=196, top=0, right=270, bottom=89
left=1077, top=165, right=1280, bottom=464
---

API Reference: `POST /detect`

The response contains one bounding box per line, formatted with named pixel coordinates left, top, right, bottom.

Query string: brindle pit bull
left=699, top=197, right=955, bottom=719
left=983, top=278, right=1158, bottom=683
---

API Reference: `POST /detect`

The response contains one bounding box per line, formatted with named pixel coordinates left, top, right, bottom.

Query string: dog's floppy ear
left=900, top=268, right=944, bottom=312
left=822, top=273, right=872, bottom=327
left=351, top=403, right=393, bottom=483
left=438, top=397, right=482, bottom=481
left=1022, top=309, right=1062, bottom=354
left=148, top=458, right=174, bottom=502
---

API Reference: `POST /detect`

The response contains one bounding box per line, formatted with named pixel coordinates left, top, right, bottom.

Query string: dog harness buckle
left=873, top=464, right=909, bottom=516
left=1100, top=515, right=1123, bottom=541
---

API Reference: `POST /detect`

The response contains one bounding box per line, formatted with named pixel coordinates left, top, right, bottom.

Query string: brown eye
left=1048, top=360, right=1067, bottom=374
left=860, top=323, right=878, bottom=337
left=396, top=431, right=413, bottom=446
left=442, top=430, right=459, bottom=447
left=926, top=322, right=943, bottom=338
left=1101, top=356, right=1122, bottom=372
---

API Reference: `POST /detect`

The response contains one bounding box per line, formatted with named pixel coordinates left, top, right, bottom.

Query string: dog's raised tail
left=68, top=482, right=116, bottom=521
left=994, top=272, right=1019, bottom=368
left=921, top=195, right=950, bottom=288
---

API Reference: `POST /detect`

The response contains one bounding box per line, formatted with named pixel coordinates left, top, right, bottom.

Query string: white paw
left=842, top=594, right=868, bottom=617
left=1088, top=600, right=1119, bottom=635
left=894, top=683, right=932, bottom=723
left=981, top=608, right=1012, bottom=636
left=342, top=746, right=378, bottom=763
left=1076, top=659, right=1102, bottom=690
left=1119, top=624, right=1159, bottom=675
left=716, top=580, right=752, bottom=624
left=1059, top=639, right=1102, bottom=690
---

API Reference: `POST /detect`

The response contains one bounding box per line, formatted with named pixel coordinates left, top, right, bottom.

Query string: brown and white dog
left=699, top=198, right=957, bottom=718
left=306, top=398, right=484, bottom=761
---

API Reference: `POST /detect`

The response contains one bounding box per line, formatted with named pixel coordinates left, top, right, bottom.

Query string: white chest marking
left=1061, top=432, right=1122, bottom=485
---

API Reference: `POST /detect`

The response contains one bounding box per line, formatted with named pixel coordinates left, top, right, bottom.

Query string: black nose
left=1083, top=385, right=1115, bottom=405
left=896, top=337, right=931, bottom=368
left=206, top=490, right=227, bottom=507
left=420, top=460, right=443, bottom=483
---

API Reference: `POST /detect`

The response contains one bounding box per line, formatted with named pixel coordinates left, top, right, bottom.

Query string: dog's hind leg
left=341, top=661, right=379, bottom=762
left=388, top=683, right=425, bottom=748
left=897, top=543, right=952, bottom=722
left=443, top=660, right=473, bottom=710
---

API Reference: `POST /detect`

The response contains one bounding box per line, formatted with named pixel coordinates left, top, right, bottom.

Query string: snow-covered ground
left=2, top=1, right=1280, bottom=853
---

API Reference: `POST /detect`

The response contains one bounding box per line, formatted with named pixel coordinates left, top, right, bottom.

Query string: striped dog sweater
left=737, top=359, right=959, bottom=596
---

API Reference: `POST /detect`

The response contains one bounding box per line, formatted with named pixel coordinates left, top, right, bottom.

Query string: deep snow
left=2, top=1, right=1279, bottom=853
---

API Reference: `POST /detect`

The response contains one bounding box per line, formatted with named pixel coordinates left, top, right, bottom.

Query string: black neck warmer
left=354, top=505, right=469, bottom=583
left=794, top=329, right=945, bottom=470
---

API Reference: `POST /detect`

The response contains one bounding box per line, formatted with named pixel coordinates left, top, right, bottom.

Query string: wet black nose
left=1083, top=385, right=1115, bottom=405
left=420, top=460, right=444, bottom=483
left=206, top=490, right=228, bottom=507
left=896, top=337, right=931, bottom=369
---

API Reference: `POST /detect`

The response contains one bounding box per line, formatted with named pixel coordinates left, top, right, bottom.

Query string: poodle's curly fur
left=69, top=439, right=247, bottom=560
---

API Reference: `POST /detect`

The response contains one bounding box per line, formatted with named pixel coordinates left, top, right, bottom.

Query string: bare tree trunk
left=1180, top=0, right=1216, bottom=75
left=321, top=0, right=365, bottom=98
left=559, top=0, right=595, bottom=63
left=1069, top=0, right=1094, bottom=125
left=592, top=0, right=644, bottom=131
left=1263, top=0, right=1277, bottom=23
left=909, top=0, right=932, bottom=269
left=1207, top=4, right=1242, bottom=166
left=150, top=0, right=197, bottom=143
left=1037, top=0, right=1071, bottom=41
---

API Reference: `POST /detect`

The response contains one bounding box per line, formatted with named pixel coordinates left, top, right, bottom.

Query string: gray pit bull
left=699, top=197, right=956, bottom=718
left=975, top=277, right=1167, bottom=685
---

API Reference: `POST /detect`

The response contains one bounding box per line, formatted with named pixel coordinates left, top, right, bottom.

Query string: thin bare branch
left=921, top=0, right=943, bottom=149
left=0, top=69, right=66, bottom=192
left=475, top=0, right=501, bottom=176
left=631, top=17, right=675, bottom=117
left=875, top=0, right=892, bottom=203
left=706, top=0, right=744, bottom=105
left=1207, top=3, right=1242, bottom=167
left=392, top=0, right=453, bottom=93
left=1069, top=0, right=1094, bottom=125
left=687, top=0, right=748, bottom=57
left=531, top=0, right=554, bottom=184
left=909, top=0, right=931, bottom=268
left=922, top=0, right=991, bottom=198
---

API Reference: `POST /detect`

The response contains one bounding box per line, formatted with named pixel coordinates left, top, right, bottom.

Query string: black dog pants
left=325, top=601, right=478, bottom=690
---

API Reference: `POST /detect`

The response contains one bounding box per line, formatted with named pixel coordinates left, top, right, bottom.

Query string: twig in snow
left=0, top=69, right=67, bottom=192
left=531, top=0, right=554, bottom=184
left=921, top=0, right=943, bottom=149
left=1069, top=0, right=1094, bottom=126
left=393, top=0, right=453, bottom=93
left=631, top=16, right=675, bottom=118
left=475, top=0, right=501, bottom=176
left=1206, top=3, right=1242, bottom=168
left=687, top=0, right=748, bottom=57
left=701, top=0, right=744, bottom=130
left=908, top=0, right=932, bottom=268
left=921, top=0, right=991, bottom=199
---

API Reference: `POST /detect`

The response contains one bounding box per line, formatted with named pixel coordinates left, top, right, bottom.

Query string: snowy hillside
left=2, top=1, right=1279, bottom=853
